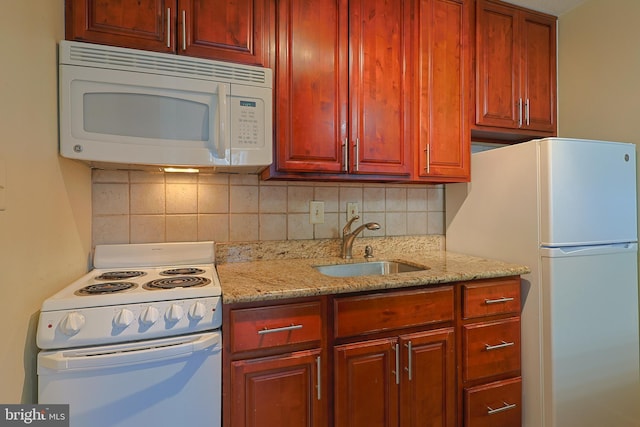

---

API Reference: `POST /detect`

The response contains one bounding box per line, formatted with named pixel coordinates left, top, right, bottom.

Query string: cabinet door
left=349, top=0, right=412, bottom=176
left=520, top=12, right=556, bottom=132
left=335, top=338, right=399, bottom=427
left=415, top=0, right=471, bottom=181
left=179, top=0, right=270, bottom=65
left=399, top=328, right=456, bottom=427
left=273, top=0, right=349, bottom=174
left=475, top=0, right=519, bottom=129
left=230, top=349, right=326, bottom=427
left=65, top=0, right=174, bottom=53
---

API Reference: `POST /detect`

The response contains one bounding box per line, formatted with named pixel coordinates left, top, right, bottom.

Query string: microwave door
left=61, top=65, right=232, bottom=168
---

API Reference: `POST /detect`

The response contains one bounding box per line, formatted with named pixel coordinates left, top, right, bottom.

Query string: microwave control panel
left=231, top=98, right=264, bottom=148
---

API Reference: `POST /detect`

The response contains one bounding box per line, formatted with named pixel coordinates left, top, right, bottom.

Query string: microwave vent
left=63, top=41, right=269, bottom=87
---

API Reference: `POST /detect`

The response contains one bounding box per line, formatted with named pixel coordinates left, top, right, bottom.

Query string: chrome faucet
left=341, top=215, right=381, bottom=259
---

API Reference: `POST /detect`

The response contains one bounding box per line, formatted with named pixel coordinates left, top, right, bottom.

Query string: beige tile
left=130, top=215, right=165, bottom=243
left=427, top=211, right=445, bottom=234
left=92, top=169, right=129, bottom=184
left=92, top=215, right=129, bottom=246
left=407, top=212, right=428, bottom=235
left=288, top=213, right=313, bottom=240
left=198, top=173, right=229, bottom=185
left=130, top=183, right=165, bottom=214
left=198, top=184, right=229, bottom=214
left=229, top=213, right=259, bottom=241
left=288, top=186, right=314, bottom=213
left=260, top=186, right=288, bottom=213
left=198, top=214, right=230, bottom=242
left=229, top=174, right=260, bottom=186
left=166, top=215, right=198, bottom=242
left=129, top=171, right=164, bottom=183
left=314, top=186, right=340, bottom=212
left=428, top=187, right=444, bottom=211
left=361, top=212, right=385, bottom=237
left=93, top=183, right=129, bottom=215
left=314, top=212, right=340, bottom=239
left=259, top=214, right=287, bottom=240
left=385, top=212, right=407, bottom=236
left=166, top=183, right=198, bottom=214
left=339, top=187, right=363, bottom=213
left=230, top=185, right=259, bottom=213
left=363, top=187, right=386, bottom=212
left=407, top=188, right=428, bottom=211
left=385, top=187, right=407, bottom=212
left=165, top=172, right=198, bottom=184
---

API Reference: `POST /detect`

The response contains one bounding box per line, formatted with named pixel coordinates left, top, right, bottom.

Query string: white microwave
left=59, top=41, right=272, bottom=173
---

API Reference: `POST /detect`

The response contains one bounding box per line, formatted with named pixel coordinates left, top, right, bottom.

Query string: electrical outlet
left=310, top=201, right=325, bottom=224
left=347, top=202, right=359, bottom=221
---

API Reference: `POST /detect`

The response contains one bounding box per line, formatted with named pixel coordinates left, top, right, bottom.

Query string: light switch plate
left=347, top=202, right=359, bottom=221
left=310, top=201, right=324, bottom=224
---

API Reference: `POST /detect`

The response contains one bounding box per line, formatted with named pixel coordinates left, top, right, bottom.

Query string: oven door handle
left=38, top=332, right=221, bottom=373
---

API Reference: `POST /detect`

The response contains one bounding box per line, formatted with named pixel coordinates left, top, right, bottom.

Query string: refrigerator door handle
left=540, top=243, right=637, bottom=257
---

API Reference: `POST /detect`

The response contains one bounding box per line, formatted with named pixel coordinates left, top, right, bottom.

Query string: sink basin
left=313, top=261, right=428, bottom=277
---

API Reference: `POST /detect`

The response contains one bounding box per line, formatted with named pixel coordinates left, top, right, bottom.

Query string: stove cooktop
left=37, top=242, right=223, bottom=349
left=42, top=263, right=221, bottom=312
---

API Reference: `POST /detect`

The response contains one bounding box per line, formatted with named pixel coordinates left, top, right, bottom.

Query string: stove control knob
left=140, top=306, right=160, bottom=326
left=114, top=309, right=135, bottom=328
left=166, top=304, right=184, bottom=322
left=188, top=302, right=207, bottom=321
left=59, top=312, right=85, bottom=336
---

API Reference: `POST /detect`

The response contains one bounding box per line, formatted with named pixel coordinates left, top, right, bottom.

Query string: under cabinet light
left=163, top=167, right=200, bottom=173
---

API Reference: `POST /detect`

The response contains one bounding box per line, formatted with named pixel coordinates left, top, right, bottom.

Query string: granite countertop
left=215, top=236, right=530, bottom=304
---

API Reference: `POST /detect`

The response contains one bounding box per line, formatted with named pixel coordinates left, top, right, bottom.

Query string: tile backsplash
left=92, top=170, right=445, bottom=247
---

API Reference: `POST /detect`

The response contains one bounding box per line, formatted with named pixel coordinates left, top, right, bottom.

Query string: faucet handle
left=343, top=215, right=360, bottom=235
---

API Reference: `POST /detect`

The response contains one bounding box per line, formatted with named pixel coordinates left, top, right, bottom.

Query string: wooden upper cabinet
left=65, top=0, right=173, bottom=53
left=179, top=0, right=270, bottom=65
left=267, top=0, right=411, bottom=179
left=272, top=0, right=348, bottom=174
left=65, top=0, right=270, bottom=66
left=349, top=0, right=412, bottom=176
left=415, top=0, right=471, bottom=182
left=475, top=0, right=557, bottom=137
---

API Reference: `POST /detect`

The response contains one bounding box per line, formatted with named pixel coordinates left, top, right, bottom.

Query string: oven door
left=38, top=331, right=221, bottom=427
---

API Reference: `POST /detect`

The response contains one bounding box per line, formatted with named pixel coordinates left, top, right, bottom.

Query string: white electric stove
left=36, top=241, right=223, bottom=427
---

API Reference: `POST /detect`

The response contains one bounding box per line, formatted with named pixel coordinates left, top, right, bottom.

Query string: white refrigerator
left=446, top=138, right=640, bottom=427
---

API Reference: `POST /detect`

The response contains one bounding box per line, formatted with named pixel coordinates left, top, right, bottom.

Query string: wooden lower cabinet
left=224, top=276, right=523, bottom=427
left=459, top=277, right=522, bottom=426
left=464, top=377, right=522, bottom=427
left=334, top=328, right=456, bottom=427
left=230, top=349, right=326, bottom=427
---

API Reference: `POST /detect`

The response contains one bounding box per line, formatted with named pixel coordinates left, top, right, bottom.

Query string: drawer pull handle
left=485, top=341, right=515, bottom=351
left=487, top=402, right=517, bottom=415
left=484, top=297, right=514, bottom=305
left=257, top=324, right=303, bottom=335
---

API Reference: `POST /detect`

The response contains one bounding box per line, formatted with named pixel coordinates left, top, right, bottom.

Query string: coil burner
left=75, top=282, right=138, bottom=295
left=95, top=271, right=147, bottom=280
left=143, top=276, right=211, bottom=290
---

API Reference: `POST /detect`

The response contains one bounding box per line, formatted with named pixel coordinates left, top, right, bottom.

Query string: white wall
left=0, top=1, right=92, bottom=402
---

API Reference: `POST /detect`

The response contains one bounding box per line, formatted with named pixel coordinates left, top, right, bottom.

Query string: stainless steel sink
left=313, top=260, right=428, bottom=277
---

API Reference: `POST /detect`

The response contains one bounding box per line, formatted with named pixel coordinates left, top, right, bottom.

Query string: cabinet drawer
left=229, top=301, right=323, bottom=353
left=334, top=286, right=454, bottom=338
left=463, top=317, right=520, bottom=381
left=462, top=278, right=521, bottom=319
left=464, top=377, right=522, bottom=427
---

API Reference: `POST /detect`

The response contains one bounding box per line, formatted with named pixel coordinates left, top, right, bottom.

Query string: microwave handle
left=215, top=83, right=228, bottom=160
